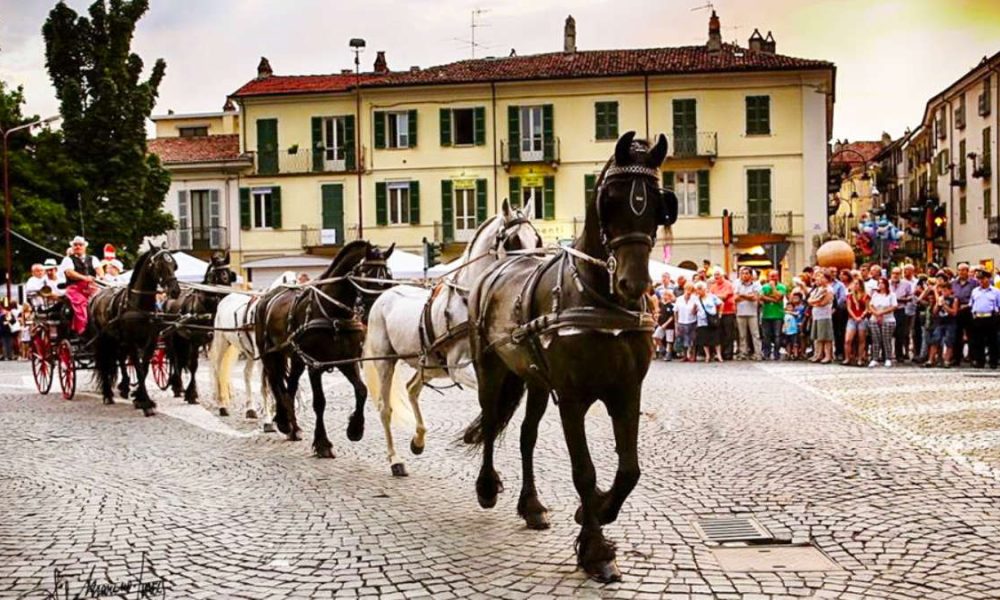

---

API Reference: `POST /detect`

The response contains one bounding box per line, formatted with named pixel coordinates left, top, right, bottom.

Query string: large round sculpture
left=816, top=239, right=855, bottom=270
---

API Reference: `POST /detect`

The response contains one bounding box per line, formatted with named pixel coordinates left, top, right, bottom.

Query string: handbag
left=699, top=297, right=720, bottom=328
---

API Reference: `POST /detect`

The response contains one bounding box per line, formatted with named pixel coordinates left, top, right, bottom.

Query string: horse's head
left=592, top=131, right=675, bottom=303
left=207, top=251, right=237, bottom=286
left=496, top=198, right=543, bottom=259
left=351, top=243, right=395, bottom=321
left=149, top=244, right=181, bottom=299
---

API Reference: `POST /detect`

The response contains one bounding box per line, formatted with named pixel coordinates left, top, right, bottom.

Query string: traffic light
left=422, top=237, right=442, bottom=270
left=931, top=204, right=948, bottom=240
left=906, top=204, right=926, bottom=238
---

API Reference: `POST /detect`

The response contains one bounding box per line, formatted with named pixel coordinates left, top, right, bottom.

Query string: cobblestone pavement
left=3, top=358, right=1000, bottom=599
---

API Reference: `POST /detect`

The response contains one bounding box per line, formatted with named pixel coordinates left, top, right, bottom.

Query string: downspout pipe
left=491, top=81, right=499, bottom=214
left=643, top=74, right=650, bottom=140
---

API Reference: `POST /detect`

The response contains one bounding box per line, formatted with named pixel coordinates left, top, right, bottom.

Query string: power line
left=9, top=229, right=64, bottom=258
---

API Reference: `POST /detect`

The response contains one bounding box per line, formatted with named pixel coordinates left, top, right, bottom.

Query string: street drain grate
left=711, top=544, right=842, bottom=572
left=694, top=517, right=774, bottom=543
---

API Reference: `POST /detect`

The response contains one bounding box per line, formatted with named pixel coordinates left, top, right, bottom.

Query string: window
left=521, top=184, right=544, bottom=219
left=253, top=188, right=274, bottom=229
left=747, top=169, right=772, bottom=234
left=956, top=94, right=966, bottom=129
left=388, top=182, right=410, bottom=224
left=386, top=111, right=410, bottom=148
left=986, top=189, right=992, bottom=220
left=178, top=126, right=208, bottom=138
left=984, top=127, right=992, bottom=177
left=672, top=99, right=697, bottom=156
left=672, top=172, right=700, bottom=216
left=323, top=117, right=346, bottom=164
left=520, top=106, right=544, bottom=160
left=960, top=194, right=967, bottom=224
left=981, top=77, right=992, bottom=117
left=595, top=101, right=618, bottom=140
left=746, top=96, right=771, bottom=135
left=452, top=109, right=475, bottom=145
left=454, top=188, right=476, bottom=234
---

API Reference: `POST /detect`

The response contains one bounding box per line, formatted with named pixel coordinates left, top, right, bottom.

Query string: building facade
left=155, top=13, right=835, bottom=277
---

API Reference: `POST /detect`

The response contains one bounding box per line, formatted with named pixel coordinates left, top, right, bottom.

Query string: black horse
left=256, top=240, right=394, bottom=457
left=466, top=132, right=675, bottom=582
left=163, top=251, right=237, bottom=411
left=90, top=243, right=182, bottom=416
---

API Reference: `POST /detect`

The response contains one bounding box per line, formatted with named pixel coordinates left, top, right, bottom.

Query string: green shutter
left=985, top=188, right=992, bottom=220
left=984, top=127, right=992, bottom=168
left=697, top=170, right=710, bottom=216
left=959, top=139, right=967, bottom=183
left=256, top=119, right=278, bottom=174
left=474, top=107, right=486, bottom=145
left=584, top=174, right=597, bottom=204
left=344, top=115, right=356, bottom=171
left=270, top=186, right=282, bottom=229
left=509, top=176, right=521, bottom=208
left=595, top=102, right=607, bottom=140
left=374, top=111, right=385, bottom=149
left=608, top=101, right=618, bottom=139
left=746, top=96, right=771, bottom=135
left=475, top=178, right=488, bottom=225
left=375, top=182, right=387, bottom=226
left=408, top=109, right=418, bottom=147
left=239, top=187, right=251, bottom=230
left=439, top=109, right=452, bottom=146
left=408, top=180, right=420, bottom=225
left=543, top=176, right=555, bottom=221
left=507, top=106, right=520, bottom=162
left=321, top=184, right=344, bottom=243
left=312, top=117, right=324, bottom=172
left=441, top=180, right=454, bottom=242
left=960, top=194, right=967, bottom=224
left=542, top=104, right=554, bottom=161
left=662, top=170, right=675, bottom=192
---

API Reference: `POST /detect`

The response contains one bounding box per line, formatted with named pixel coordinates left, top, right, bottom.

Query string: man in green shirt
left=759, top=271, right=787, bottom=360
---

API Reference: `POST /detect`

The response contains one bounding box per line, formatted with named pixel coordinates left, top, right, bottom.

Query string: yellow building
left=158, top=12, right=835, bottom=280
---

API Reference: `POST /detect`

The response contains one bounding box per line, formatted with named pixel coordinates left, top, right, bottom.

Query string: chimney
left=564, top=15, right=577, bottom=53
left=256, top=56, right=273, bottom=79
left=762, top=31, right=776, bottom=54
left=409, top=66, right=420, bottom=72
left=222, top=98, right=236, bottom=112
left=706, top=10, right=722, bottom=53
left=881, top=132, right=892, bottom=146
left=341, top=69, right=352, bottom=74
left=748, top=29, right=764, bottom=52
left=373, top=51, right=389, bottom=74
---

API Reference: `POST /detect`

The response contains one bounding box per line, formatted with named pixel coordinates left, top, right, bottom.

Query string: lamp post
left=2, top=114, right=60, bottom=299
left=350, top=38, right=366, bottom=240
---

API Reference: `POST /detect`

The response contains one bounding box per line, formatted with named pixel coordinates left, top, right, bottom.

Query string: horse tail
left=362, top=299, right=414, bottom=427
left=463, top=370, right=525, bottom=447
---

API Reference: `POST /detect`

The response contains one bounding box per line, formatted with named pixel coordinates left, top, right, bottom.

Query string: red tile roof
left=231, top=73, right=385, bottom=98
left=368, top=45, right=833, bottom=87
left=148, top=134, right=246, bottom=164
left=830, top=141, right=884, bottom=168
left=230, top=45, right=833, bottom=97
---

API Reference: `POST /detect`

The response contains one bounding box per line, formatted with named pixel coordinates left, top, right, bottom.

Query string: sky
left=2, top=0, right=999, bottom=142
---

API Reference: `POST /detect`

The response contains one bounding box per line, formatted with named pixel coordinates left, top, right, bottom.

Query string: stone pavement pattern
left=2, top=359, right=1000, bottom=599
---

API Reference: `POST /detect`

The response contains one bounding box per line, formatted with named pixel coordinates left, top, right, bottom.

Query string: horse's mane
left=128, top=248, right=154, bottom=288
left=317, top=240, right=369, bottom=280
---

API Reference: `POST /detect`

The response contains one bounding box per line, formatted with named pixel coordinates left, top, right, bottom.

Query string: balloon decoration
left=816, top=239, right=855, bottom=270
left=855, top=212, right=903, bottom=257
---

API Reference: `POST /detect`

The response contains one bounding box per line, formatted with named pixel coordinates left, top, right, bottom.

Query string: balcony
left=249, top=147, right=362, bottom=176
left=500, top=137, right=560, bottom=169
left=731, top=211, right=793, bottom=237
left=990, top=217, right=1000, bottom=244
left=301, top=224, right=360, bottom=249
left=666, top=132, right=717, bottom=160
left=167, top=227, right=229, bottom=251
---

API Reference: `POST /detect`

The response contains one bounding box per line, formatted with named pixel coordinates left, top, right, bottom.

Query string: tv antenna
left=691, top=1, right=715, bottom=12
left=452, top=8, right=492, bottom=58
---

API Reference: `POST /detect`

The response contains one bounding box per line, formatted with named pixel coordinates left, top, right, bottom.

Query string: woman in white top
left=674, top=283, right=699, bottom=362
left=868, top=277, right=898, bottom=367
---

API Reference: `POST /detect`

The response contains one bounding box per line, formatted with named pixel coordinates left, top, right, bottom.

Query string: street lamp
left=2, top=114, right=60, bottom=299
left=350, top=38, right=366, bottom=239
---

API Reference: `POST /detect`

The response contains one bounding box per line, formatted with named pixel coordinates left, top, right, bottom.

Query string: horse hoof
left=274, top=419, right=290, bottom=435
left=245, top=409, right=258, bottom=419
left=584, top=559, right=621, bottom=583
left=314, top=445, right=335, bottom=459
left=103, top=397, right=114, bottom=405
left=219, top=407, right=229, bottom=417
left=524, top=511, right=551, bottom=530
left=390, top=463, right=408, bottom=477
left=287, top=428, right=302, bottom=442
left=263, top=422, right=276, bottom=433
left=117, top=385, right=129, bottom=399
left=142, top=407, right=156, bottom=417
left=410, top=439, right=424, bottom=455
left=346, top=414, right=364, bottom=442
left=477, top=493, right=497, bottom=509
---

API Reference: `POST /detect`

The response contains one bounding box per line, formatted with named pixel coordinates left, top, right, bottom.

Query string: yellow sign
left=521, top=174, right=544, bottom=188
left=453, top=179, right=476, bottom=190
left=534, top=221, right=576, bottom=242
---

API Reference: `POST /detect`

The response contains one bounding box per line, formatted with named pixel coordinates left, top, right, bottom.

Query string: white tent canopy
left=648, top=259, right=696, bottom=282
left=121, top=251, right=209, bottom=283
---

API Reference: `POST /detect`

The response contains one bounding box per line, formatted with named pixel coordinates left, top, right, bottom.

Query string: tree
left=43, top=0, right=173, bottom=263
left=0, top=79, right=81, bottom=279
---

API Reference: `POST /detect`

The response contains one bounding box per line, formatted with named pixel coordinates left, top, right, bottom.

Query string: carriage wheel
left=30, top=330, right=54, bottom=395
left=57, top=340, right=76, bottom=400
left=152, top=345, right=169, bottom=391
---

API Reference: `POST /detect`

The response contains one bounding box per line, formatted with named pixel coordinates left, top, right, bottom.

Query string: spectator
left=925, top=280, right=958, bottom=368
left=832, top=268, right=850, bottom=360
left=890, top=266, right=915, bottom=361
left=912, top=273, right=930, bottom=362
left=969, top=268, right=1000, bottom=369
left=783, top=292, right=805, bottom=360
left=864, top=265, right=882, bottom=295
left=674, top=283, right=699, bottom=362
left=760, top=271, right=787, bottom=361
left=653, top=289, right=675, bottom=361
left=844, top=278, right=870, bottom=366
left=951, top=263, right=976, bottom=365
left=869, top=277, right=898, bottom=367
left=0, top=300, right=14, bottom=360
left=18, top=303, right=33, bottom=360
left=900, top=264, right=919, bottom=360
left=673, top=275, right=687, bottom=298
left=808, top=271, right=835, bottom=364
left=693, top=281, right=723, bottom=363
left=709, top=268, right=736, bottom=360
left=734, top=267, right=762, bottom=360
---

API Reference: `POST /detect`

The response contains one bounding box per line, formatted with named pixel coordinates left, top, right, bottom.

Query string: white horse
left=209, top=271, right=298, bottom=431
left=364, top=199, right=541, bottom=476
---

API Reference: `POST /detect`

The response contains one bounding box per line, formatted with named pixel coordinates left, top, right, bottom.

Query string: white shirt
left=60, top=255, right=100, bottom=277
left=734, top=280, right=762, bottom=317
left=675, top=294, right=699, bottom=325
left=863, top=278, right=879, bottom=295
left=870, top=291, right=898, bottom=322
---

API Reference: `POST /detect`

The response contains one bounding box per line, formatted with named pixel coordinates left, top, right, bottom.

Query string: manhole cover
left=694, top=517, right=773, bottom=543
left=711, top=544, right=841, bottom=572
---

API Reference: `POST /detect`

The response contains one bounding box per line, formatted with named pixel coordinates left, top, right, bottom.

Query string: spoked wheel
left=57, top=340, right=76, bottom=400
left=152, top=344, right=169, bottom=391
left=30, top=330, right=54, bottom=395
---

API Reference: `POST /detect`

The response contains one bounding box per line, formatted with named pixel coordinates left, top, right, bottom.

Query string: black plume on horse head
left=607, top=131, right=677, bottom=228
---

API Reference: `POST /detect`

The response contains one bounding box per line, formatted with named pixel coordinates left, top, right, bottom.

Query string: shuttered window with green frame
left=697, top=170, right=710, bottom=216
left=542, top=176, right=555, bottom=221
left=475, top=179, right=488, bottom=224
left=584, top=174, right=597, bottom=206
left=440, top=180, right=454, bottom=242
left=508, top=176, right=521, bottom=208
left=507, top=106, right=520, bottom=162
left=746, top=169, right=771, bottom=233
left=745, top=96, right=771, bottom=135
left=595, top=101, right=619, bottom=140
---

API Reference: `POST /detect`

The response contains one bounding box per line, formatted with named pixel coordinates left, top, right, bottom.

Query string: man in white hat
left=59, top=236, right=104, bottom=335
left=24, top=259, right=66, bottom=309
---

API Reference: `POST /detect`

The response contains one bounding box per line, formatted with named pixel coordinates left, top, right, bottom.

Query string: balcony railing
left=731, top=211, right=793, bottom=236
left=666, top=131, right=717, bottom=159
left=167, top=227, right=229, bottom=251
left=989, top=217, right=1000, bottom=244
left=300, top=224, right=361, bottom=248
left=500, top=137, right=561, bottom=167
left=249, top=148, right=362, bottom=176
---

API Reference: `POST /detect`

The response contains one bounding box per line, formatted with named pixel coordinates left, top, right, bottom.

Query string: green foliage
left=43, top=0, right=174, bottom=263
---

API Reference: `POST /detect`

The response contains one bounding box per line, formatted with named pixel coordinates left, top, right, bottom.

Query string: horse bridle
left=128, top=248, right=179, bottom=297
left=495, top=213, right=539, bottom=252
left=594, top=163, right=662, bottom=275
